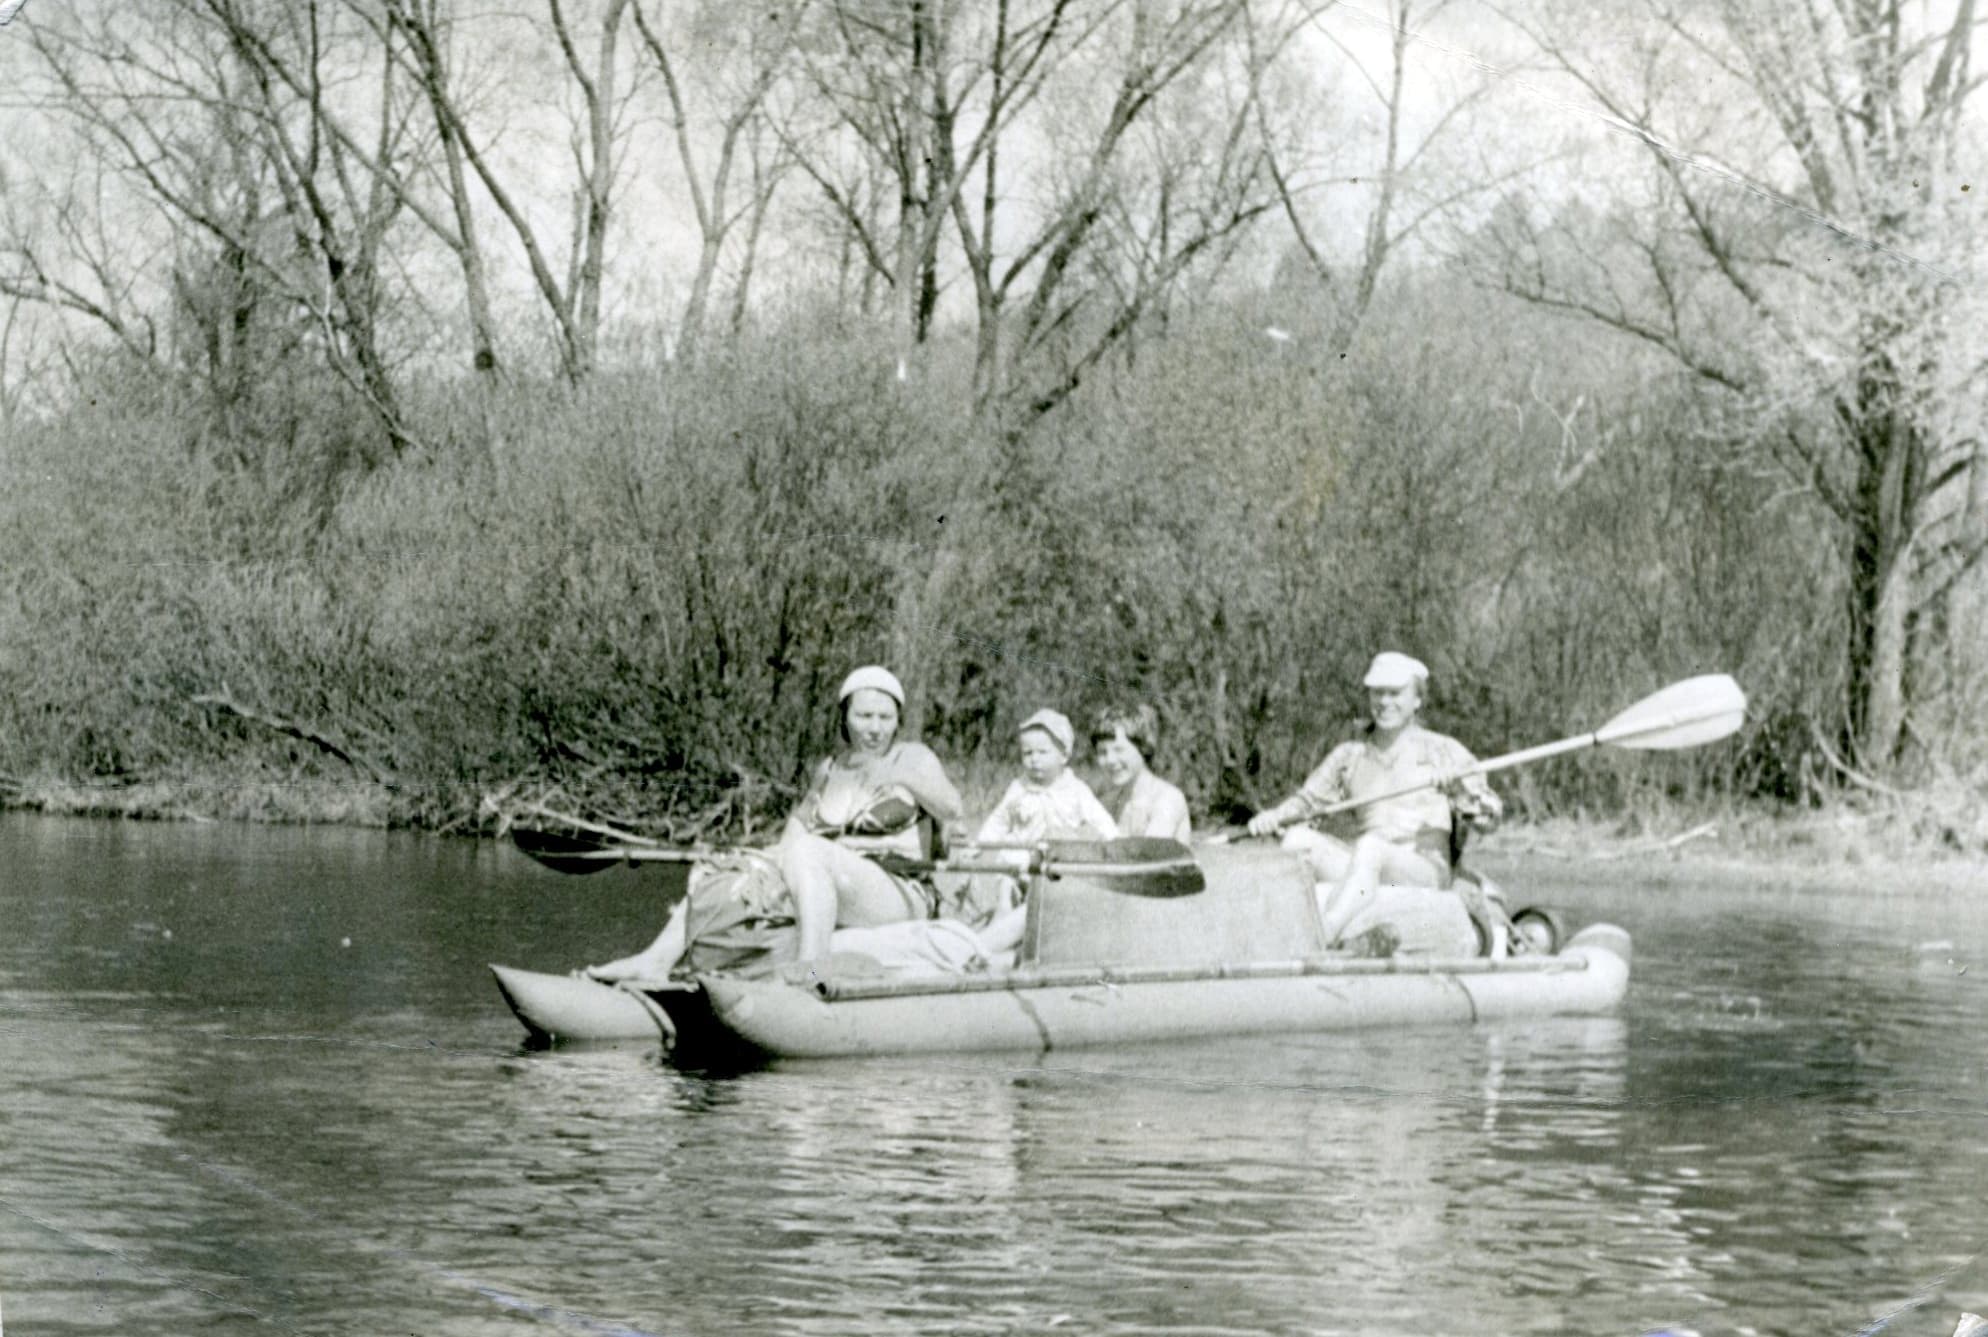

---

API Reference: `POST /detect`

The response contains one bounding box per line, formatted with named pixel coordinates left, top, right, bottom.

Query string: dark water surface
left=3, top=813, right=1985, bottom=1336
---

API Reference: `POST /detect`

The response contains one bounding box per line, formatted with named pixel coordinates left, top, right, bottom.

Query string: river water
left=2, top=813, right=1984, bottom=1336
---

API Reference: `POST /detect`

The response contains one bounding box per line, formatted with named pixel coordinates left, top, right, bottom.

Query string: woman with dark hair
left=582, top=665, right=963, bottom=983
left=1089, top=703, right=1192, bottom=844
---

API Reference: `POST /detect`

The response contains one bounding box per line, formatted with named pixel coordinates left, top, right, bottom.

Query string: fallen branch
left=1516, top=821, right=1719, bottom=861
left=193, top=688, right=394, bottom=788
left=1808, top=719, right=1908, bottom=802
left=485, top=795, right=660, bottom=847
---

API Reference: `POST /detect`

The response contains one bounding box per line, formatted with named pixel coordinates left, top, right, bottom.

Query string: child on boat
left=975, top=708, right=1118, bottom=846
left=950, top=709, right=1116, bottom=957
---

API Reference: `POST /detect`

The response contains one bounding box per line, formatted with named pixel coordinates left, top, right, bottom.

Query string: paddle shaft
left=1301, top=732, right=1598, bottom=819
left=525, top=843, right=711, bottom=865
left=513, top=829, right=1205, bottom=895
left=539, top=844, right=1167, bottom=880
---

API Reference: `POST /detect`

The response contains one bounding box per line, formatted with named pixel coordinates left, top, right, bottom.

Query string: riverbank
left=1498, top=811, right=1988, bottom=880
left=2, top=768, right=401, bottom=830
left=8, top=760, right=1983, bottom=872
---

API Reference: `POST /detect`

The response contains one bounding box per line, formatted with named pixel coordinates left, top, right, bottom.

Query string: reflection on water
left=2, top=813, right=1985, bottom=1335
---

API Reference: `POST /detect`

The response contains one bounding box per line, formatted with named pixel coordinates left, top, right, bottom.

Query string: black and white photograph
left=2, top=0, right=1985, bottom=1332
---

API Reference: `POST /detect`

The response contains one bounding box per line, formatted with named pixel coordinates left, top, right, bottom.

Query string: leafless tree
left=1000, top=0, right=1279, bottom=417
left=631, top=1, right=803, bottom=361
left=0, top=161, right=163, bottom=372
left=783, top=0, right=1276, bottom=408
left=386, top=0, right=638, bottom=382
left=1486, top=0, right=1987, bottom=766
left=1251, top=0, right=1536, bottom=354
left=16, top=1, right=422, bottom=458
left=725, top=119, right=788, bottom=338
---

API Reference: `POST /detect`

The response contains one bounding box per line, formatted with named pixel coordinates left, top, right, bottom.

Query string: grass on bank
left=8, top=750, right=1985, bottom=869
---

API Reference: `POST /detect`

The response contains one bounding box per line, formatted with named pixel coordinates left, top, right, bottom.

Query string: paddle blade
left=1042, top=838, right=1205, bottom=898
left=1110, top=861, right=1206, bottom=899
left=512, top=828, right=632, bottom=875
left=1595, top=674, right=1748, bottom=750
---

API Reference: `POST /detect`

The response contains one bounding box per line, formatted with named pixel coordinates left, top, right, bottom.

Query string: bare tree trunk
left=728, top=134, right=782, bottom=338
left=1859, top=558, right=1913, bottom=764
left=395, top=0, right=632, bottom=383
left=1847, top=398, right=1925, bottom=763
left=552, top=0, right=631, bottom=380
left=959, top=0, right=1008, bottom=402
left=1341, top=0, right=1410, bottom=353
left=390, top=1, right=502, bottom=374
left=633, top=1, right=793, bottom=363
left=891, top=0, right=932, bottom=381
left=681, top=233, right=725, bottom=360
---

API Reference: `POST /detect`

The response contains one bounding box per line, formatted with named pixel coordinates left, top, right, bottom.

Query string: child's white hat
left=1018, top=708, right=1075, bottom=757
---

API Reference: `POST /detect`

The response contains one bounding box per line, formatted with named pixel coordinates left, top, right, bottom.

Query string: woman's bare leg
left=582, top=901, right=689, bottom=983
left=778, top=828, right=923, bottom=960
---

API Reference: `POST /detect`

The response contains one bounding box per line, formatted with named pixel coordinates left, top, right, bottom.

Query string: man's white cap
left=1018, top=707, right=1076, bottom=757
left=837, top=665, right=905, bottom=706
left=1362, top=652, right=1429, bottom=689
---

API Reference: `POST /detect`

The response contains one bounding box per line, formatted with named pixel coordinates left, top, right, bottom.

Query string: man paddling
left=1245, top=652, right=1501, bottom=948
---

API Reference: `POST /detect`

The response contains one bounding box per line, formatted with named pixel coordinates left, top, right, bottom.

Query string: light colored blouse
left=976, top=769, right=1118, bottom=845
left=1098, top=769, right=1192, bottom=844
left=793, top=740, right=963, bottom=860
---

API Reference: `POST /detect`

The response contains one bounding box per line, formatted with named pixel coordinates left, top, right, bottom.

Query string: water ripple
left=5, top=816, right=1988, bottom=1334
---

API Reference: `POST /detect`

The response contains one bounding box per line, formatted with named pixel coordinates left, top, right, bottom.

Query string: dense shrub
left=2, top=283, right=1978, bottom=830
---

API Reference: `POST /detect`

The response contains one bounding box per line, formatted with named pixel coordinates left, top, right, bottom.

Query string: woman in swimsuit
left=583, top=665, right=963, bottom=982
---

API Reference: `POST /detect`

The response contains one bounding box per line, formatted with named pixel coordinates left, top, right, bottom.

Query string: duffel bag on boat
left=680, top=850, right=802, bottom=978
left=679, top=848, right=948, bottom=978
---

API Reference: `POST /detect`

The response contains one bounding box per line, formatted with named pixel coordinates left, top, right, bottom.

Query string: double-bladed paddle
left=1220, top=672, right=1749, bottom=837
left=510, top=826, right=694, bottom=872
left=511, top=828, right=1206, bottom=898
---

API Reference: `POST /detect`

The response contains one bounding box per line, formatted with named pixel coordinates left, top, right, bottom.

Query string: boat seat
left=1022, top=842, right=1327, bottom=968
